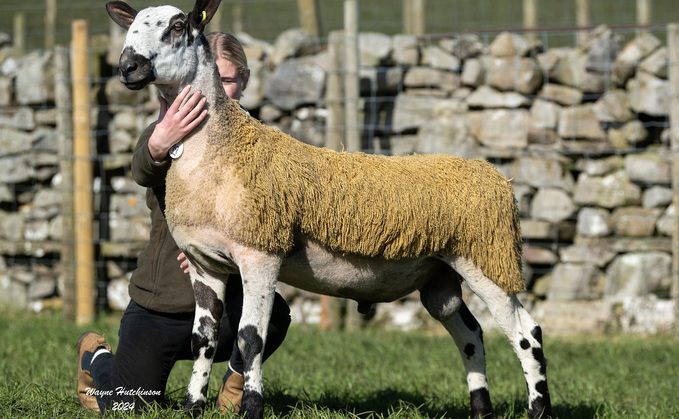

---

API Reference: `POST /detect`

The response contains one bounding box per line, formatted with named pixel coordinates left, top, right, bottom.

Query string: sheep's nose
left=118, top=47, right=143, bottom=77
left=120, top=61, right=138, bottom=77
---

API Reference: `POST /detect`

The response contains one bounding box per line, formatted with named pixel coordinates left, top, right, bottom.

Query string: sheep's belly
left=278, top=239, right=446, bottom=303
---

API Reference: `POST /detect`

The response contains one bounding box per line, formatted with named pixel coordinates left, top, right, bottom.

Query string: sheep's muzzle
left=118, top=47, right=155, bottom=90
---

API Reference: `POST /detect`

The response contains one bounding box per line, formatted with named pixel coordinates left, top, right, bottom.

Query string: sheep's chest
left=164, top=149, right=247, bottom=236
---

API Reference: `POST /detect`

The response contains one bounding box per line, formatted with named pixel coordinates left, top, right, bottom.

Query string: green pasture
left=1, top=308, right=678, bottom=418
left=3, top=0, right=679, bottom=51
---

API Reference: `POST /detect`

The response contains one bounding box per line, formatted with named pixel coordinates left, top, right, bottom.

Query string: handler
left=76, top=32, right=291, bottom=414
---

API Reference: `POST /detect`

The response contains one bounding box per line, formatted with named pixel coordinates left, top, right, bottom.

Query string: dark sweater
left=128, top=123, right=197, bottom=313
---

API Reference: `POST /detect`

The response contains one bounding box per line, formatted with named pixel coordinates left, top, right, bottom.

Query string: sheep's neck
left=156, top=60, right=228, bottom=147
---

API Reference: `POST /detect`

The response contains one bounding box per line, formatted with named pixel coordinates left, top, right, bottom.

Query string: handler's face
left=216, top=57, right=249, bottom=101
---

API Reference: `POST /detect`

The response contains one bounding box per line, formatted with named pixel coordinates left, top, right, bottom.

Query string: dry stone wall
left=0, top=25, right=676, bottom=334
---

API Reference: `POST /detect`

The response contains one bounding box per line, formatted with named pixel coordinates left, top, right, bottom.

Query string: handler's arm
left=131, top=86, right=207, bottom=187
left=131, top=122, right=168, bottom=187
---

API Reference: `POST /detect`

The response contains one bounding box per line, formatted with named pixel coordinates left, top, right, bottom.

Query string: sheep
left=106, top=1, right=552, bottom=418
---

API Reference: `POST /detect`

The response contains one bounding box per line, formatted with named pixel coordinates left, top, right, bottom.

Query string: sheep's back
left=233, top=129, right=524, bottom=293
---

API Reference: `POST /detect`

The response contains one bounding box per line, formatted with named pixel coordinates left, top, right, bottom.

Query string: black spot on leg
left=532, top=347, right=547, bottom=376
left=535, top=380, right=549, bottom=395
left=458, top=304, right=480, bottom=332
left=191, top=315, right=218, bottom=361
left=197, top=315, right=218, bottom=338
left=190, top=332, right=209, bottom=361
left=530, top=328, right=547, bottom=375
left=239, top=325, right=264, bottom=372
left=464, top=343, right=476, bottom=359
left=204, top=346, right=214, bottom=360
left=193, top=280, right=224, bottom=321
left=520, top=338, right=530, bottom=350
left=531, top=326, right=543, bottom=344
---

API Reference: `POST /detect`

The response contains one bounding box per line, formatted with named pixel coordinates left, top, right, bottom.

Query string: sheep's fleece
left=165, top=98, right=525, bottom=294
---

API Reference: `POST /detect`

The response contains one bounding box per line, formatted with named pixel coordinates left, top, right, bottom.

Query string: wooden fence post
left=403, top=0, right=425, bottom=35
left=45, top=0, right=57, bottom=50
left=297, top=0, right=321, bottom=38
left=523, top=0, right=537, bottom=42
left=668, top=23, right=679, bottom=332
left=55, top=46, right=75, bottom=322
left=344, top=0, right=360, bottom=153
left=325, top=31, right=344, bottom=152
left=575, top=0, right=590, bottom=44
left=403, top=0, right=412, bottom=34
left=13, top=13, right=25, bottom=55
left=320, top=30, right=345, bottom=331
left=342, top=0, right=363, bottom=331
left=637, top=0, right=651, bottom=26
left=72, top=20, right=95, bottom=325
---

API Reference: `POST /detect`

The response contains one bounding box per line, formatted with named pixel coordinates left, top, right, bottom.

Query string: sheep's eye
left=173, top=22, right=183, bottom=31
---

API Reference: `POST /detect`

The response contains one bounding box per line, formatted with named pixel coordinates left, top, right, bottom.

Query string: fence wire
left=0, top=1, right=677, bottom=332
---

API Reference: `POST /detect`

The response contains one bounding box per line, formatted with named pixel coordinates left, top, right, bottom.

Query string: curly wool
left=165, top=98, right=525, bottom=294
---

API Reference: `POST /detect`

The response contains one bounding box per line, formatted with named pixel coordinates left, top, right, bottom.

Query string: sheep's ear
left=188, top=0, right=222, bottom=34
left=106, top=1, right=137, bottom=30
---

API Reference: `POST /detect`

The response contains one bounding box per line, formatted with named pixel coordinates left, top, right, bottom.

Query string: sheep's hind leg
left=181, top=265, right=227, bottom=414
left=450, top=256, right=552, bottom=419
left=440, top=304, right=494, bottom=419
left=420, top=271, right=494, bottom=419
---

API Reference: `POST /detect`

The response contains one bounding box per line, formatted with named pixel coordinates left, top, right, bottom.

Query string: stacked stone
left=0, top=25, right=676, bottom=333
left=0, top=44, right=62, bottom=310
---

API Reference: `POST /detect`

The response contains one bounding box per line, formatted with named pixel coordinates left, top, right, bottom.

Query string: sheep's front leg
left=181, top=265, right=227, bottom=414
left=237, top=253, right=282, bottom=419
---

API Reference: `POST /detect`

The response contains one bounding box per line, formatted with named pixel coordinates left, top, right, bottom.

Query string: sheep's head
left=106, top=0, right=221, bottom=90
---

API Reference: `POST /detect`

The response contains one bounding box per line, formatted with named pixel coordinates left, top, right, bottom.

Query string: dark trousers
left=90, top=277, right=290, bottom=413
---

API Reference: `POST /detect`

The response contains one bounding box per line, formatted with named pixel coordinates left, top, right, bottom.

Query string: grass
left=1, top=308, right=679, bottom=418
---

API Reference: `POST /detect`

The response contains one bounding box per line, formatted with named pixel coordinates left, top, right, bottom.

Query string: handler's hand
left=148, top=85, right=208, bottom=161
left=178, top=252, right=190, bottom=275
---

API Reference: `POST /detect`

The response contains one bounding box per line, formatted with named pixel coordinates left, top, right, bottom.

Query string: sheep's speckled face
left=116, top=5, right=201, bottom=90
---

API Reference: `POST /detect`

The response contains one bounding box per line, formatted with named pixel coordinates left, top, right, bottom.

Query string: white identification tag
left=169, top=141, right=183, bottom=159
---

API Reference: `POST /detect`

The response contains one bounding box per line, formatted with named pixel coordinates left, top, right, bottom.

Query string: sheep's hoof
left=181, top=395, right=205, bottom=417
left=239, top=390, right=264, bottom=419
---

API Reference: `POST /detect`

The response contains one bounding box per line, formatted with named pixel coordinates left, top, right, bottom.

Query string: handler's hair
left=206, top=32, right=249, bottom=84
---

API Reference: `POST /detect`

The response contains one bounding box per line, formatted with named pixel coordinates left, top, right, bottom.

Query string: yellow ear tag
left=201, top=10, right=207, bottom=21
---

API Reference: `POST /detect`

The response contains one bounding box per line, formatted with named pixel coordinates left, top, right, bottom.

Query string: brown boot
left=77, top=332, right=111, bottom=411
left=216, top=369, right=244, bottom=413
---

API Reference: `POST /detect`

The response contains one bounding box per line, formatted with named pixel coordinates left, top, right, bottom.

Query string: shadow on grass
left=491, top=399, right=604, bottom=419
left=163, top=384, right=603, bottom=418
left=263, top=389, right=604, bottom=419
left=265, top=388, right=469, bottom=418
left=551, top=402, right=605, bottom=419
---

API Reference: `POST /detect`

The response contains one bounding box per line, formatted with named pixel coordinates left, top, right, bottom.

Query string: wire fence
left=4, top=0, right=679, bottom=50
left=1, top=1, right=678, bottom=333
